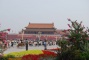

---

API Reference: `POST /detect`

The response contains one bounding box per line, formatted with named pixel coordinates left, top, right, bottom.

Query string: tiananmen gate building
left=7, top=23, right=69, bottom=40
left=23, top=23, right=56, bottom=34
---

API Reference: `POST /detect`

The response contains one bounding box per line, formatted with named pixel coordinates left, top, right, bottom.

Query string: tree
left=56, top=19, right=89, bottom=60
left=0, top=29, right=10, bottom=55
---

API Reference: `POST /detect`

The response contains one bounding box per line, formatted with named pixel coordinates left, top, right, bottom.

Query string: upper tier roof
left=25, top=23, right=55, bottom=29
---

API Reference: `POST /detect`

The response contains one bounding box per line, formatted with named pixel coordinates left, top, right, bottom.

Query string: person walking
left=25, top=39, right=28, bottom=51
left=44, top=40, right=47, bottom=50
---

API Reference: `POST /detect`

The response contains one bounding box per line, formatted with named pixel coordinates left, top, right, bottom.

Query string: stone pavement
left=3, top=45, right=59, bottom=54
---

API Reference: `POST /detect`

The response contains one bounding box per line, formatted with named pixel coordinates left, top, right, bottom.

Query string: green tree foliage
left=56, top=19, right=89, bottom=60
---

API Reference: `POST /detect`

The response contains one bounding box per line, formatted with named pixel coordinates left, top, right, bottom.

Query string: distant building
left=23, top=23, right=56, bottom=34
left=7, top=23, right=70, bottom=40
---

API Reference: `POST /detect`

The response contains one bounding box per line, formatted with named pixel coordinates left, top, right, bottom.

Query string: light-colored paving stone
left=3, top=45, right=59, bottom=54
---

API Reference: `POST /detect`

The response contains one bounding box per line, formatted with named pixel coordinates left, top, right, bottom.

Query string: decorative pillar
left=22, top=30, right=24, bottom=40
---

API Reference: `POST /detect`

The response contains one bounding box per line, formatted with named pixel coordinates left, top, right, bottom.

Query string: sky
left=0, top=0, right=89, bottom=34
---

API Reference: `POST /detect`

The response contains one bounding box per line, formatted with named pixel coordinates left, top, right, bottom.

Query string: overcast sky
left=0, top=0, right=89, bottom=34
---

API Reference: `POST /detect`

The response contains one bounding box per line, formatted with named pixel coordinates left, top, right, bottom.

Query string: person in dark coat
left=25, top=39, right=28, bottom=51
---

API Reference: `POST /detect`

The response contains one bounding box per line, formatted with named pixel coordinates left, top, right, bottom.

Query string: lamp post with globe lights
left=38, top=31, right=41, bottom=41
left=37, top=31, right=41, bottom=46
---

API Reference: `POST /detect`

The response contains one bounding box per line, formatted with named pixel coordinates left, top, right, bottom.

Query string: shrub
left=56, top=19, right=89, bottom=60
left=0, top=55, right=15, bottom=60
left=22, top=50, right=57, bottom=60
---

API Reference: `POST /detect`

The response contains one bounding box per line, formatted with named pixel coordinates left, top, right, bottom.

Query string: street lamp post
left=21, top=29, right=24, bottom=40
left=38, top=31, right=41, bottom=41
left=56, top=36, right=58, bottom=41
left=37, top=32, right=41, bottom=46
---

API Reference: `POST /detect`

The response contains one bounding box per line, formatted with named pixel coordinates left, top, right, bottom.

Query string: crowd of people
left=0, top=38, right=58, bottom=55
left=0, top=39, right=57, bottom=52
left=6, top=39, right=57, bottom=47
